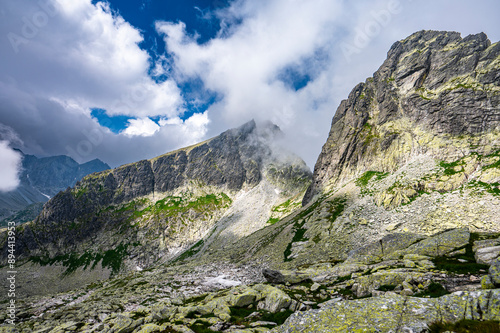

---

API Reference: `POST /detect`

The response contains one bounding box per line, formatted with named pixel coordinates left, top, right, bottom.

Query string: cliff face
left=304, top=31, right=500, bottom=204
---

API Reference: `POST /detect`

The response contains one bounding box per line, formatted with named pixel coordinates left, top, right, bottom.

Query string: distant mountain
left=0, top=152, right=110, bottom=224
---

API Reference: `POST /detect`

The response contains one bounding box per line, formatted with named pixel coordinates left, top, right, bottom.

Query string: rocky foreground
left=2, top=229, right=500, bottom=332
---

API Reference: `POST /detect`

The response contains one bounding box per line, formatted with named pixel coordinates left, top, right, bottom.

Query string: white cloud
left=1, top=0, right=184, bottom=118
left=0, top=141, right=22, bottom=192
left=123, top=118, right=160, bottom=137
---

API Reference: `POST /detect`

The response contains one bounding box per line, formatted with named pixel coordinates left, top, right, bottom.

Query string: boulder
left=489, top=259, right=500, bottom=286
left=475, top=246, right=500, bottom=265
left=402, top=229, right=470, bottom=257
left=271, top=290, right=500, bottom=332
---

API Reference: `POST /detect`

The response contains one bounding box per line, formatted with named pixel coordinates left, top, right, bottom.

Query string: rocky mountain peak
left=304, top=30, right=500, bottom=204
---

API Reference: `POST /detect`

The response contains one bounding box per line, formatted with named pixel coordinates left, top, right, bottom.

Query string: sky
left=0, top=0, right=499, bottom=192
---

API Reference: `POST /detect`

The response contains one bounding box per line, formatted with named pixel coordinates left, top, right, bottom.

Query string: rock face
left=0, top=153, right=110, bottom=223
left=0, top=120, right=311, bottom=298
left=304, top=30, right=500, bottom=204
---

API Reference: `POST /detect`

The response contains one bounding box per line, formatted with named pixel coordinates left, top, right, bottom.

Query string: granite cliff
left=2, top=30, right=500, bottom=333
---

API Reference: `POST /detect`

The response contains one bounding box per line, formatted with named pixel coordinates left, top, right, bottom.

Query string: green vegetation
left=267, top=217, right=280, bottom=224
left=428, top=319, right=500, bottom=333
left=190, top=321, right=216, bottom=333
left=439, top=159, right=464, bottom=176
left=328, top=197, right=346, bottom=224
left=73, top=186, right=88, bottom=198
left=29, top=243, right=129, bottom=275
left=377, top=284, right=396, bottom=292
left=283, top=219, right=307, bottom=262
left=260, top=309, right=294, bottom=325
left=356, top=171, right=389, bottom=187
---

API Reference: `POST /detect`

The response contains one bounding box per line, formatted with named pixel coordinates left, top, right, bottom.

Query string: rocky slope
left=0, top=120, right=311, bottom=299
left=1, top=30, right=500, bottom=333
left=0, top=152, right=110, bottom=224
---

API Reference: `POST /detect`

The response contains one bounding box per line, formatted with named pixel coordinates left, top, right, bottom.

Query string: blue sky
left=1, top=0, right=500, bottom=191
left=91, top=0, right=229, bottom=131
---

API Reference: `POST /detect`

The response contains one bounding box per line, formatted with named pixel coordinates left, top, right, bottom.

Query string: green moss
left=428, top=319, right=500, bottom=333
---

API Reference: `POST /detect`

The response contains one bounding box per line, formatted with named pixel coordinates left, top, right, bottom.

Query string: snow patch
left=203, top=275, right=241, bottom=287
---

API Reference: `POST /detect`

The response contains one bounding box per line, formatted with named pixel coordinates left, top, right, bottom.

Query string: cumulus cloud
left=0, top=141, right=22, bottom=192
left=123, top=118, right=160, bottom=137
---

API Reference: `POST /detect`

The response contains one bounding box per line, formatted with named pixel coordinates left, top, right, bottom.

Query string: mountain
left=0, top=152, right=110, bottom=224
left=304, top=30, right=500, bottom=205
left=0, top=120, right=311, bottom=297
left=2, top=31, right=500, bottom=333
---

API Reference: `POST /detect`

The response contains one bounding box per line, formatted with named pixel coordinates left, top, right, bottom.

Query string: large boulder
left=271, top=290, right=500, bottom=332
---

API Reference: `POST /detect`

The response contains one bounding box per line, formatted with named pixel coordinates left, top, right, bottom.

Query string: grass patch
left=328, top=197, right=346, bottom=223
left=439, top=159, right=464, bottom=176
left=356, top=171, right=389, bottom=189
left=260, top=310, right=294, bottom=325
left=432, top=233, right=490, bottom=274
left=428, top=319, right=500, bottom=333
left=130, top=311, right=148, bottom=320
left=229, top=306, right=255, bottom=326
left=267, top=217, right=280, bottom=225
left=29, top=243, right=129, bottom=275
left=190, top=320, right=217, bottom=333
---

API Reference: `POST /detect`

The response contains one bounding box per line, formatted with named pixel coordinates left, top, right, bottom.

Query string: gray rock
left=271, top=290, right=500, bottom=332
left=475, top=246, right=500, bottom=265
left=489, top=259, right=500, bottom=286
